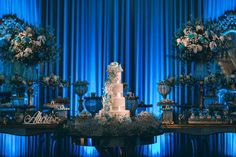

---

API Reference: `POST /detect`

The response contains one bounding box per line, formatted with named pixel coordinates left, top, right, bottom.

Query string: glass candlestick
left=74, top=81, right=89, bottom=114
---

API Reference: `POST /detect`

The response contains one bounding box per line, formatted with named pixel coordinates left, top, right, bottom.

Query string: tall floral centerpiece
left=174, top=19, right=230, bottom=109
left=0, top=14, right=58, bottom=108
left=175, top=20, right=229, bottom=63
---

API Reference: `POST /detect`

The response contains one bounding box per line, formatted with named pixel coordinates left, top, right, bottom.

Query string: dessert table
left=162, top=124, right=236, bottom=135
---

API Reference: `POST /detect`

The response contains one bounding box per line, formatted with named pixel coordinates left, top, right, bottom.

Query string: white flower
left=13, top=40, right=19, bottom=46
left=197, top=45, right=203, bottom=52
left=193, top=48, right=198, bottom=54
left=37, top=35, right=46, bottom=44
left=24, top=48, right=33, bottom=54
left=182, top=39, right=188, bottom=47
left=19, top=32, right=26, bottom=39
left=26, top=27, right=32, bottom=33
left=189, top=44, right=198, bottom=53
left=15, top=52, right=24, bottom=59
left=22, top=80, right=26, bottom=85
left=28, top=33, right=32, bottom=38
left=176, top=38, right=181, bottom=44
left=44, top=77, right=50, bottom=84
left=183, top=28, right=190, bottom=35
left=35, top=41, right=41, bottom=46
left=196, top=25, right=204, bottom=32
left=209, top=41, right=217, bottom=50
left=210, top=31, right=218, bottom=41
left=220, top=36, right=224, bottom=42
left=204, top=31, right=209, bottom=39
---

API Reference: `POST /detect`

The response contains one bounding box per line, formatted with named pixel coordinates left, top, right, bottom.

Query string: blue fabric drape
left=0, top=0, right=235, bottom=115
left=41, top=0, right=205, bottom=115
left=0, top=0, right=236, bottom=156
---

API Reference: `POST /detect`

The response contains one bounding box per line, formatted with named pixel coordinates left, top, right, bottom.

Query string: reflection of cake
left=99, top=62, right=130, bottom=118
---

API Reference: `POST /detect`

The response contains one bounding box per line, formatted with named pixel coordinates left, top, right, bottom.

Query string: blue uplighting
left=0, top=0, right=236, bottom=156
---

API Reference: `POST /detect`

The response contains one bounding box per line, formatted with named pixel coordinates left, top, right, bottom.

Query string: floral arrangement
left=0, top=14, right=25, bottom=40
left=161, top=73, right=235, bottom=89
left=68, top=111, right=161, bottom=137
left=175, top=19, right=230, bottom=62
left=204, top=73, right=221, bottom=87
left=0, top=14, right=58, bottom=66
left=9, top=74, right=26, bottom=87
left=106, top=62, right=123, bottom=82
left=223, top=92, right=236, bottom=103
left=0, top=74, right=5, bottom=85
left=158, top=79, right=172, bottom=86
left=221, top=74, right=236, bottom=89
left=0, top=15, right=25, bottom=60
left=160, top=74, right=196, bottom=87
left=40, top=74, right=69, bottom=88
left=176, top=74, right=196, bottom=85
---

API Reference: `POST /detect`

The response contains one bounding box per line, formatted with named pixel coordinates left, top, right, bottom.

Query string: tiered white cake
left=99, top=62, right=130, bottom=118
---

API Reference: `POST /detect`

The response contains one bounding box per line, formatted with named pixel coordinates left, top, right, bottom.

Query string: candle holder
left=74, top=81, right=89, bottom=114
left=157, top=81, right=175, bottom=124
left=27, top=80, right=33, bottom=108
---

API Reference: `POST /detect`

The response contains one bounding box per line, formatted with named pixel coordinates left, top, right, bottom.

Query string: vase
left=158, top=82, right=171, bottom=100
left=84, top=95, right=102, bottom=116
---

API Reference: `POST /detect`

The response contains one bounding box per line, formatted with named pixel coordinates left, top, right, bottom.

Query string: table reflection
left=0, top=133, right=235, bottom=157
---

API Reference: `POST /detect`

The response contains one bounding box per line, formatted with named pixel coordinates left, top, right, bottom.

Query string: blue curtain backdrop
left=0, top=0, right=236, bottom=115
left=39, top=0, right=236, bottom=116
left=0, top=0, right=236, bottom=156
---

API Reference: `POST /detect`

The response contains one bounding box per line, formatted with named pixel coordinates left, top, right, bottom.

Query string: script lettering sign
left=24, top=111, right=61, bottom=124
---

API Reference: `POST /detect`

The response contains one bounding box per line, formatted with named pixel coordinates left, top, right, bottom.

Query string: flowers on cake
left=102, top=62, right=123, bottom=113
left=107, top=62, right=123, bottom=74
left=175, top=19, right=230, bottom=62
left=107, top=62, right=123, bottom=82
left=40, top=74, right=69, bottom=88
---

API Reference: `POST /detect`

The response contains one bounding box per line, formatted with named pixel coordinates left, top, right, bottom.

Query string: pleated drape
left=0, top=1, right=235, bottom=156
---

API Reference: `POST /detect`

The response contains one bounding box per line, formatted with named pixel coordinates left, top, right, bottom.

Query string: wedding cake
left=99, top=62, right=130, bottom=118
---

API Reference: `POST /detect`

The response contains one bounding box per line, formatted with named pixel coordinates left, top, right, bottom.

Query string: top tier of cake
left=107, top=62, right=123, bottom=83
